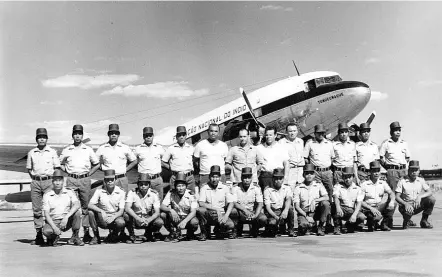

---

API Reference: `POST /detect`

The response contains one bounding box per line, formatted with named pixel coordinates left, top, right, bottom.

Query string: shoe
left=387, top=218, right=393, bottom=229
left=408, top=220, right=417, bottom=227
left=83, top=232, right=93, bottom=244
left=31, top=233, right=45, bottom=246
left=325, top=224, right=334, bottom=234
left=51, top=235, right=60, bottom=247
left=367, top=224, right=374, bottom=232
left=229, top=230, right=237, bottom=239
left=250, top=227, right=259, bottom=238
left=89, top=237, right=99, bottom=245
left=198, top=233, right=207, bottom=241
left=118, top=232, right=130, bottom=243
left=126, top=235, right=137, bottom=244
left=288, top=229, right=296, bottom=237
left=317, top=226, right=325, bottom=236
left=420, top=219, right=433, bottom=229
left=164, top=235, right=174, bottom=242
left=333, top=227, right=341, bottom=235
left=402, top=220, right=409, bottom=230
left=142, top=232, right=157, bottom=242
left=379, top=223, right=391, bottom=231
left=73, top=237, right=85, bottom=246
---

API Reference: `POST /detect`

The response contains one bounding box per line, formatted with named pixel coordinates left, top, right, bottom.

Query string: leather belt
left=115, top=173, right=126, bottom=179
left=358, top=166, right=369, bottom=173
left=333, top=166, right=345, bottom=172
left=68, top=173, right=89, bottom=179
left=32, top=175, right=52, bottom=181
left=385, top=164, right=406, bottom=170
left=314, top=166, right=330, bottom=172
left=172, top=171, right=194, bottom=177
left=145, top=173, right=161, bottom=179
left=290, top=165, right=304, bottom=168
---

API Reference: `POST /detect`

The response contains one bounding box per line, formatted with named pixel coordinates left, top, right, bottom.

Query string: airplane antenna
left=292, top=60, right=300, bottom=76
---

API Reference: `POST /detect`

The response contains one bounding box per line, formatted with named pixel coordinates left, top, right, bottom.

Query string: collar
left=140, top=142, right=157, bottom=148
left=238, top=143, right=253, bottom=149
left=298, top=181, right=318, bottom=189
left=173, top=142, right=191, bottom=148
left=104, top=141, right=123, bottom=147
left=34, top=146, right=51, bottom=152
left=101, top=186, right=122, bottom=195
left=68, top=143, right=87, bottom=150
left=49, top=188, right=69, bottom=196
left=208, top=182, right=224, bottom=190
left=171, top=189, right=192, bottom=199
left=239, top=183, right=255, bottom=192
left=388, top=138, right=404, bottom=143
left=314, top=139, right=330, bottom=144
left=136, top=188, right=156, bottom=198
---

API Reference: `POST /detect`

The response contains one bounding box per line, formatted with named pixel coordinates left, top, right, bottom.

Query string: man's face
left=338, top=129, right=349, bottom=142
left=265, top=129, right=276, bottom=144
left=108, top=131, right=120, bottom=143
left=143, top=134, right=154, bottom=145
left=287, top=125, right=298, bottom=140
left=408, top=168, right=419, bottom=179
left=36, top=135, right=47, bottom=147
left=360, top=129, right=370, bottom=142
left=175, top=182, right=187, bottom=195
left=303, top=171, right=315, bottom=182
left=343, top=174, right=353, bottom=187
left=241, top=175, right=252, bottom=186
left=208, top=125, right=219, bottom=141
left=273, top=176, right=284, bottom=189
left=258, top=127, right=265, bottom=138
left=176, top=132, right=187, bottom=144
left=370, top=168, right=380, bottom=179
left=391, top=128, right=401, bottom=140
left=209, top=174, right=221, bottom=185
left=238, top=130, right=249, bottom=145
left=104, top=177, right=115, bottom=189
left=52, top=177, right=64, bottom=190
left=314, top=132, right=325, bottom=141
left=138, top=181, right=151, bottom=193
left=72, top=132, right=83, bottom=144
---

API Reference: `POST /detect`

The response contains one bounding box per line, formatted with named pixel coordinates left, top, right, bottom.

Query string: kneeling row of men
left=41, top=159, right=436, bottom=246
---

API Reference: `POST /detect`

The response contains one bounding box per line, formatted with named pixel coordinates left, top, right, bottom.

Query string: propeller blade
left=366, top=111, right=376, bottom=125
left=82, top=138, right=91, bottom=144
left=240, top=88, right=265, bottom=128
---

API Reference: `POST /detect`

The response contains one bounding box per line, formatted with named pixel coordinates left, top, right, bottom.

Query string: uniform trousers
left=332, top=205, right=366, bottom=225
left=160, top=212, right=199, bottom=232
left=314, top=170, right=334, bottom=202
left=30, top=179, right=53, bottom=229
left=265, top=206, right=295, bottom=231
left=66, top=176, right=91, bottom=227
left=229, top=208, right=267, bottom=230
left=297, top=200, right=331, bottom=229
left=398, top=196, right=436, bottom=219
left=88, top=210, right=125, bottom=232
left=197, top=207, right=235, bottom=234
left=124, top=213, right=164, bottom=232
left=42, top=210, right=81, bottom=238
left=288, top=167, right=304, bottom=186
left=362, top=201, right=396, bottom=223
left=386, top=168, right=407, bottom=191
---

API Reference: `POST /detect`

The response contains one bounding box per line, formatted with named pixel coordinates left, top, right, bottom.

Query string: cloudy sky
left=1, top=2, right=441, bottom=168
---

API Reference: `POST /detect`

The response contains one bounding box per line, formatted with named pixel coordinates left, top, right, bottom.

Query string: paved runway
left=1, top=194, right=442, bottom=277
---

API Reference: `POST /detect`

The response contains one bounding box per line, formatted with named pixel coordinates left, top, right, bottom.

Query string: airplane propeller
left=240, top=88, right=266, bottom=129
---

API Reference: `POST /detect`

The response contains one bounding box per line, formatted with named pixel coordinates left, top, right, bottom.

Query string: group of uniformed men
left=27, top=120, right=436, bottom=246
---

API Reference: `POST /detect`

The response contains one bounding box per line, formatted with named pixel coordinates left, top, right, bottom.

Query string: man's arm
left=125, top=202, right=143, bottom=223
left=43, top=209, right=60, bottom=234
left=265, top=202, right=278, bottom=219
left=283, top=160, right=290, bottom=184
left=88, top=163, right=100, bottom=176
left=295, top=202, right=307, bottom=217
left=224, top=201, right=234, bottom=217
left=126, top=160, right=138, bottom=172
left=198, top=201, right=218, bottom=211
left=253, top=202, right=263, bottom=217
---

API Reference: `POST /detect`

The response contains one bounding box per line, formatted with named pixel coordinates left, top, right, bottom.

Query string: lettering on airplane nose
left=317, top=92, right=344, bottom=104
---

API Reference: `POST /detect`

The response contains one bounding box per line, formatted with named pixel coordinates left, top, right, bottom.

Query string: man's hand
left=405, top=203, right=414, bottom=214
left=414, top=197, right=422, bottom=209
left=220, top=214, right=229, bottom=225
left=177, top=220, right=187, bottom=229
left=309, top=201, right=317, bottom=213
left=170, top=210, right=180, bottom=223
left=336, top=207, right=344, bottom=217
left=143, top=217, right=152, bottom=227
left=244, top=210, right=254, bottom=219
left=59, top=216, right=69, bottom=230
left=387, top=201, right=395, bottom=210
left=281, top=210, right=288, bottom=220
left=105, top=214, right=116, bottom=224
left=273, top=214, right=280, bottom=221
left=306, top=216, right=315, bottom=224
left=217, top=210, right=224, bottom=222
left=371, top=207, right=382, bottom=218
left=135, top=216, right=144, bottom=226
left=53, top=226, right=62, bottom=236
left=349, top=214, right=357, bottom=223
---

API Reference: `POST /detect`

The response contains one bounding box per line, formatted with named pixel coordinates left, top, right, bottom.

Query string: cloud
left=155, top=126, right=177, bottom=146
left=365, top=57, right=380, bottom=64
left=280, top=38, right=292, bottom=45
left=101, top=81, right=209, bottom=99
left=417, top=80, right=442, bottom=87
left=260, top=5, right=293, bottom=12
left=42, top=74, right=141, bottom=89
left=370, top=90, right=388, bottom=101
left=40, top=100, right=63, bottom=105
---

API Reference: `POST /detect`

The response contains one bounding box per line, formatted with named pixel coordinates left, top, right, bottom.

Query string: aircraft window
left=315, top=78, right=325, bottom=87
left=324, top=75, right=342, bottom=84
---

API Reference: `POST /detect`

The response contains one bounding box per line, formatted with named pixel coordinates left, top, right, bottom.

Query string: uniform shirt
left=59, top=143, right=99, bottom=174
left=379, top=138, right=411, bottom=166
left=279, top=137, right=305, bottom=167
left=256, top=142, right=289, bottom=172
left=293, top=181, right=328, bottom=210
left=162, top=189, right=198, bottom=216
left=193, top=139, right=228, bottom=175
left=355, top=140, right=380, bottom=169
left=333, top=183, right=364, bottom=208
left=43, top=188, right=79, bottom=220
left=126, top=188, right=160, bottom=215
left=360, top=178, right=392, bottom=206
left=89, top=186, right=125, bottom=213
left=134, top=143, right=165, bottom=174
left=162, top=143, right=194, bottom=172
left=95, top=141, right=136, bottom=175
left=264, top=185, right=291, bottom=210
left=332, top=139, right=356, bottom=167
left=199, top=182, right=234, bottom=210
left=26, top=146, right=60, bottom=176
left=395, top=176, right=430, bottom=202
left=231, top=184, right=263, bottom=211
left=226, top=143, right=263, bottom=183
left=303, top=139, right=335, bottom=168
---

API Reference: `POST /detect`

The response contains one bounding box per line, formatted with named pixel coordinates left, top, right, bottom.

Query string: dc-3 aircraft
left=0, top=67, right=373, bottom=202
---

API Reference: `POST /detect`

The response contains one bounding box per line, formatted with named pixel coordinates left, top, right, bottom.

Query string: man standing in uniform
left=263, top=168, right=295, bottom=237
left=279, top=123, right=305, bottom=190
left=60, top=124, right=100, bottom=244
left=332, top=167, right=366, bottom=235
left=360, top=161, right=396, bottom=231
left=160, top=172, right=199, bottom=242
left=197, top=165, right=235, bottom=241
left=230, top=167, right=267, bottom=238
left=88, top=169, right=126, bottom=244
left=26, top=128, right=61, bottom=245
left=293, top=164, right=330, bottom=236
left=355, top=123, right=380, bottom=182
left=162, top=126, right=196, bottom=194
left=42, top=170, right=84, bottom=246
left=396, top=160, right=436, bottom=229
left=95, top=124, right=137, bottom=193
left=225, top=129, right=263, bottom=186
left=124, top=173, right=164, bottom=243
left=194, top=123, right=229, bottom=185
left=257, top=126, right=289, bottom=190
left=332, top=123, right=358, bottom=185
left=134, top=127, right=165, bottom=200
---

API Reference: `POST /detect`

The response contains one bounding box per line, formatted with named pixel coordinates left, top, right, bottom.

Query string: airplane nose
left=338, top=80, right=371, bottom=115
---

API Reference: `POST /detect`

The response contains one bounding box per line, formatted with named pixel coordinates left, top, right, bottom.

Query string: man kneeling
left=294, top=164, right=330, bottom=236
left=161, top=172, right=199, bottom=242
left=88, top=169, right=126, bottom=244
left=230, top=167, right=267, bottom=238
left=124, top=173, right=164, bottom=243
left=42, top=169, right=84, bottom=246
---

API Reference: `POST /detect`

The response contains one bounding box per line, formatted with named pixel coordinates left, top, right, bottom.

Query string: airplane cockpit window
left=314, top=75, right=342, bottom=87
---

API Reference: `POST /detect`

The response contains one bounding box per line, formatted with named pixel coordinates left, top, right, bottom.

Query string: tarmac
left=1, top=193, right=442, bottom=277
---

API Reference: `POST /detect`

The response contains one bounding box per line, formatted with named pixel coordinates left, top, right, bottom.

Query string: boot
left=83, top=228, right=93, bottom=244
left=236, top=224, right=244, bottom=238
left=420, top=214, right=433, bottom=229
left=288, top=228, right=296, bottom=237
left=31, top=230, right=45, bottom=246
left=186, top=229, right=196, bottom=241
left=317, top=223, right=325, bottom=236
left=367, top=218, right=374, bottom=232
left=379, top=220, right=391, bottom=231
left=51, top=235, right=60, bottom=247
left=346, top=222, right=355, bottom=233
left=69, top=230, right=85, bottom=246
left=164, top=229, right=176, bottom=242
left=333, top=220, right=341, bottom=235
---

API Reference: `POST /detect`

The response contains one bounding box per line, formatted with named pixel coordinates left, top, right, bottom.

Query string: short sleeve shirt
left=379, top=138, right=411, bottom=166
left=60, top=143, right=99, bottom=174
left=193, top=140, right=228, bottom=175
left=278, top=137, right=305, bottom=167
left=264, top=186, right=291, bottom=210
left=198, top=183, right=234, bottom=210
left=304, top=139, right=334, bottom=168
left=126, top=188, right=161, bottom=215
left=293, top=181, right=328, bottom=210
left=333, top=183, right=364, bottom=208
left=162, top=143, right=194, bottom=172
left=225, top=144, right=263, bottom=183
left=332, top=140, right=356, bottom=167
left=89, top=186, right=125, bottom=213
left=95, top=141, right=136, bottom=175
left=26, top=146, right=60, bottom=176
left=232, top=184, right=263, bottom=211
left=355, top=140, right=380, bottom=169
left=162, top=190, right=198, bottom=216
left=134, top=143, right=165, bottom=174
left=360, top=179, right=392, bottom=206
left=43, top=188, right=79, bottom=220
left=395, top=176, right=430, bottom=202
left=256, top=143, right=289, bottom=172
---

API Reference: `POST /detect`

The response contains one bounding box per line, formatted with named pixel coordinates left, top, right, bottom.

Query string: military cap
left=108, top=124, right=120, bottom=133
left=174, top=172, right=187, bottom=184
left=342, top=167, right=354, bottom=175
left=273, top=168, right=285, bottom=177
left=103, top=169, right=116, bottom=179
left=138, top=173, right=152, bottom=183
left=176, top=126, right=187, bottom=134
left=314, top=124, right=326, bottom=133
left=359, top=123, right=371, bottom=131
left=369, top=161, right=381, bottom=170
left=338, top=122, right=349, bottom=131
left=303, top=164, right=315, bottom=173
left=209, top=165, right=221, bottom=176
left=389, top=121, right=401, bottom=130
left=72, top=125, right=84, bottom=133
left=36, top=128, right=48, bottom=137
left=409, top=160, right=420, bottom=169
left=52, top=169, right=64, bottom=178
left=143, top=127, right=154, bottom=135
left=241, top=167, right=253, bottom=176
